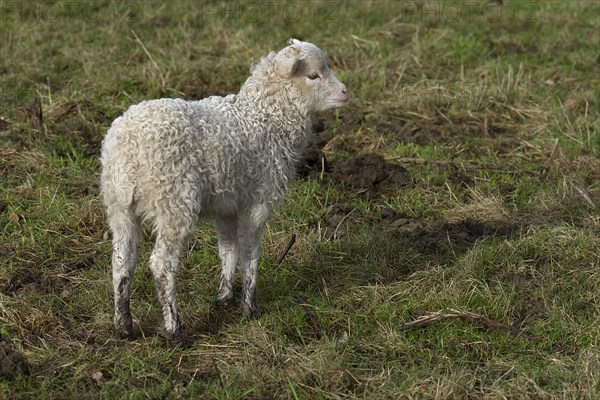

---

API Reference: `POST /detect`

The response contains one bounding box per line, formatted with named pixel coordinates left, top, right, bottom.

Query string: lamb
left=100, top=39, right=348, bottom=342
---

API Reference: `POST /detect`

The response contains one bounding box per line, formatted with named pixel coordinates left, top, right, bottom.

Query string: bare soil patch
left=296, top=131, right=333, bottom=180
left=2, top=255, right=95, bottom=295
left=331, top=153, right=411, bottom=195
left=0, top=341, right=29, bottom=379
left=3, top=267, right=65, bottom=294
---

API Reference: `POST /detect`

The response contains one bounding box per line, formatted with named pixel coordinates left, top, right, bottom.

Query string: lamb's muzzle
left=100, top=39, right=347, bottom=342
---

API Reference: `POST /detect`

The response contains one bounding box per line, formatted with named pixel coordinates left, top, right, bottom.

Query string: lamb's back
left=101, top=94, right=299, bottom=221
left=101, top=98, right=242, bottom=213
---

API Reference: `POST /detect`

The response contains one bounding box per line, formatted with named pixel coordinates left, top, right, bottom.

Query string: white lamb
left=100, top=39, right=348, bottom=342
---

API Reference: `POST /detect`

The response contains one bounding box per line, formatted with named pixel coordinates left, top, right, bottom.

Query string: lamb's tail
left=100, top=121, right=139, bottom=209
left=100, top=160, right=137, bottom=209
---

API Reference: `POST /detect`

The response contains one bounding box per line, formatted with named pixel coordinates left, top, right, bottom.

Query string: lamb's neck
left=237, top=94, right=311, bottom=147
left=239, top=80, right=311, bottom=115
left=268, top=107, right=311, bottom=150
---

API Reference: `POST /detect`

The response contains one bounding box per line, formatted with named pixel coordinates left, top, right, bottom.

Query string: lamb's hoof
left=163, top=328, right=184, bottom=346
left=216, top=288, right=234, bottom=308
left=116, top=325, right=135, bottom=340
left=115, top=317, right=135, bottom=339
left=242, top=303, right=258, bottom=320
left=215, top=296, right=234, bottom=309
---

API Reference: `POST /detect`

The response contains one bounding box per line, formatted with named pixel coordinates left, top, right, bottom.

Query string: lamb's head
left=244, top=39, right=348, bottom=114
left=273, top=38, right=349, bottom=113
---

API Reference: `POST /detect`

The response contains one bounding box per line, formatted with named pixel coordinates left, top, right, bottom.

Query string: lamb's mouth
left=333, top=94, right=349, bottom=105
left=331, top=98, right=349, bottom=107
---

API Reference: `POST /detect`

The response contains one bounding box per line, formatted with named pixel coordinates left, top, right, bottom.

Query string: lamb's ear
left=274, top=47, right=304, bottom=78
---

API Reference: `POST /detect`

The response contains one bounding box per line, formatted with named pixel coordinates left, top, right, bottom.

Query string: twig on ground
left=571, top=179, right=597, bottom=208
left=399, top=308, right=533, bottom=340
left=211, top=358, right=225, bottom=390
left=293, top=295, right=324, bottom=339
left=540, top=138, right=559, bottom=180
left=26, top=98, right=49, bottom=146
left=273, top=233, right=296, bottom=268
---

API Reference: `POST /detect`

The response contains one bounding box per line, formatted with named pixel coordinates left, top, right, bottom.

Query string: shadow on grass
left=270, top=215, right=523, bottom=300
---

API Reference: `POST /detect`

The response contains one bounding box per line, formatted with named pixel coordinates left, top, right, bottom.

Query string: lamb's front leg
left=238, top=205, right=270, bottom=318
left=216, top=217, right=238, bottom=306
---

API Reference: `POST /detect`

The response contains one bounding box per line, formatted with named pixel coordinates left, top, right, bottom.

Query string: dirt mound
left=331, top=153, right=411, bottom=194
left=296, top=131, right=333, bottom=179
left=0, top=341, right=28, bottom=379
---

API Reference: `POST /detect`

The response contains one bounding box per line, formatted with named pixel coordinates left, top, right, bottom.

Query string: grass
left=1, top=0, right=599, bottom=398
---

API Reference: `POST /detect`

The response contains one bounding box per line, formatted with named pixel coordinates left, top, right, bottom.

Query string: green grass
left=1, top=1, right=599, bottom=398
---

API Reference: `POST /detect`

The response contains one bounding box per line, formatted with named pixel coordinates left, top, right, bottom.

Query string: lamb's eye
left=307, top=73, right=320, bottom=80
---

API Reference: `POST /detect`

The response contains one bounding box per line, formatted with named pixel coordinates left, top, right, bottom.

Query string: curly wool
left=101, top=91, right=309, bottom=238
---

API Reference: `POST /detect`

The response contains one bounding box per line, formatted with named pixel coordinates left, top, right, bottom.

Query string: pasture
left=1, top=1, right=599, bottom=398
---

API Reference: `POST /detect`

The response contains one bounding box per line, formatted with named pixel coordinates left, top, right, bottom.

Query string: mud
left=299, top=108, right=511, bottom=184
left=393, top=121, right=439, bottom=146
left=499, top=41, right=538, bottom=55
left=330, top=153, right=411, bottom=195
left=299, top=113, right=413, bottom=188
left=0, top=341, right=28, bottom=379
left=63, top=255, right=96, bottom=273
left=296, top=131, right=333, bottom=179
left=448, top=165, right=475, bottom=187
left=3, top=255, right=96, bottom=295
left=3, top=268, right=58, bottom=294
left=67, top=327, right=101, bottom=346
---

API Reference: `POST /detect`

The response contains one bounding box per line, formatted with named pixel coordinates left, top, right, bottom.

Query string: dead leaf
left=92, top=370, right=104, bottom=386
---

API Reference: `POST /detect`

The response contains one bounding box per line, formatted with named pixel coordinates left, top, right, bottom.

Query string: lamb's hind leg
left=216, top=216, right=238, bottom=306
left=238, top=205, right=270, bottom=318
left=148, top=232, right=185, bottom=343
left=110, top=208, right=141, bottom=338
